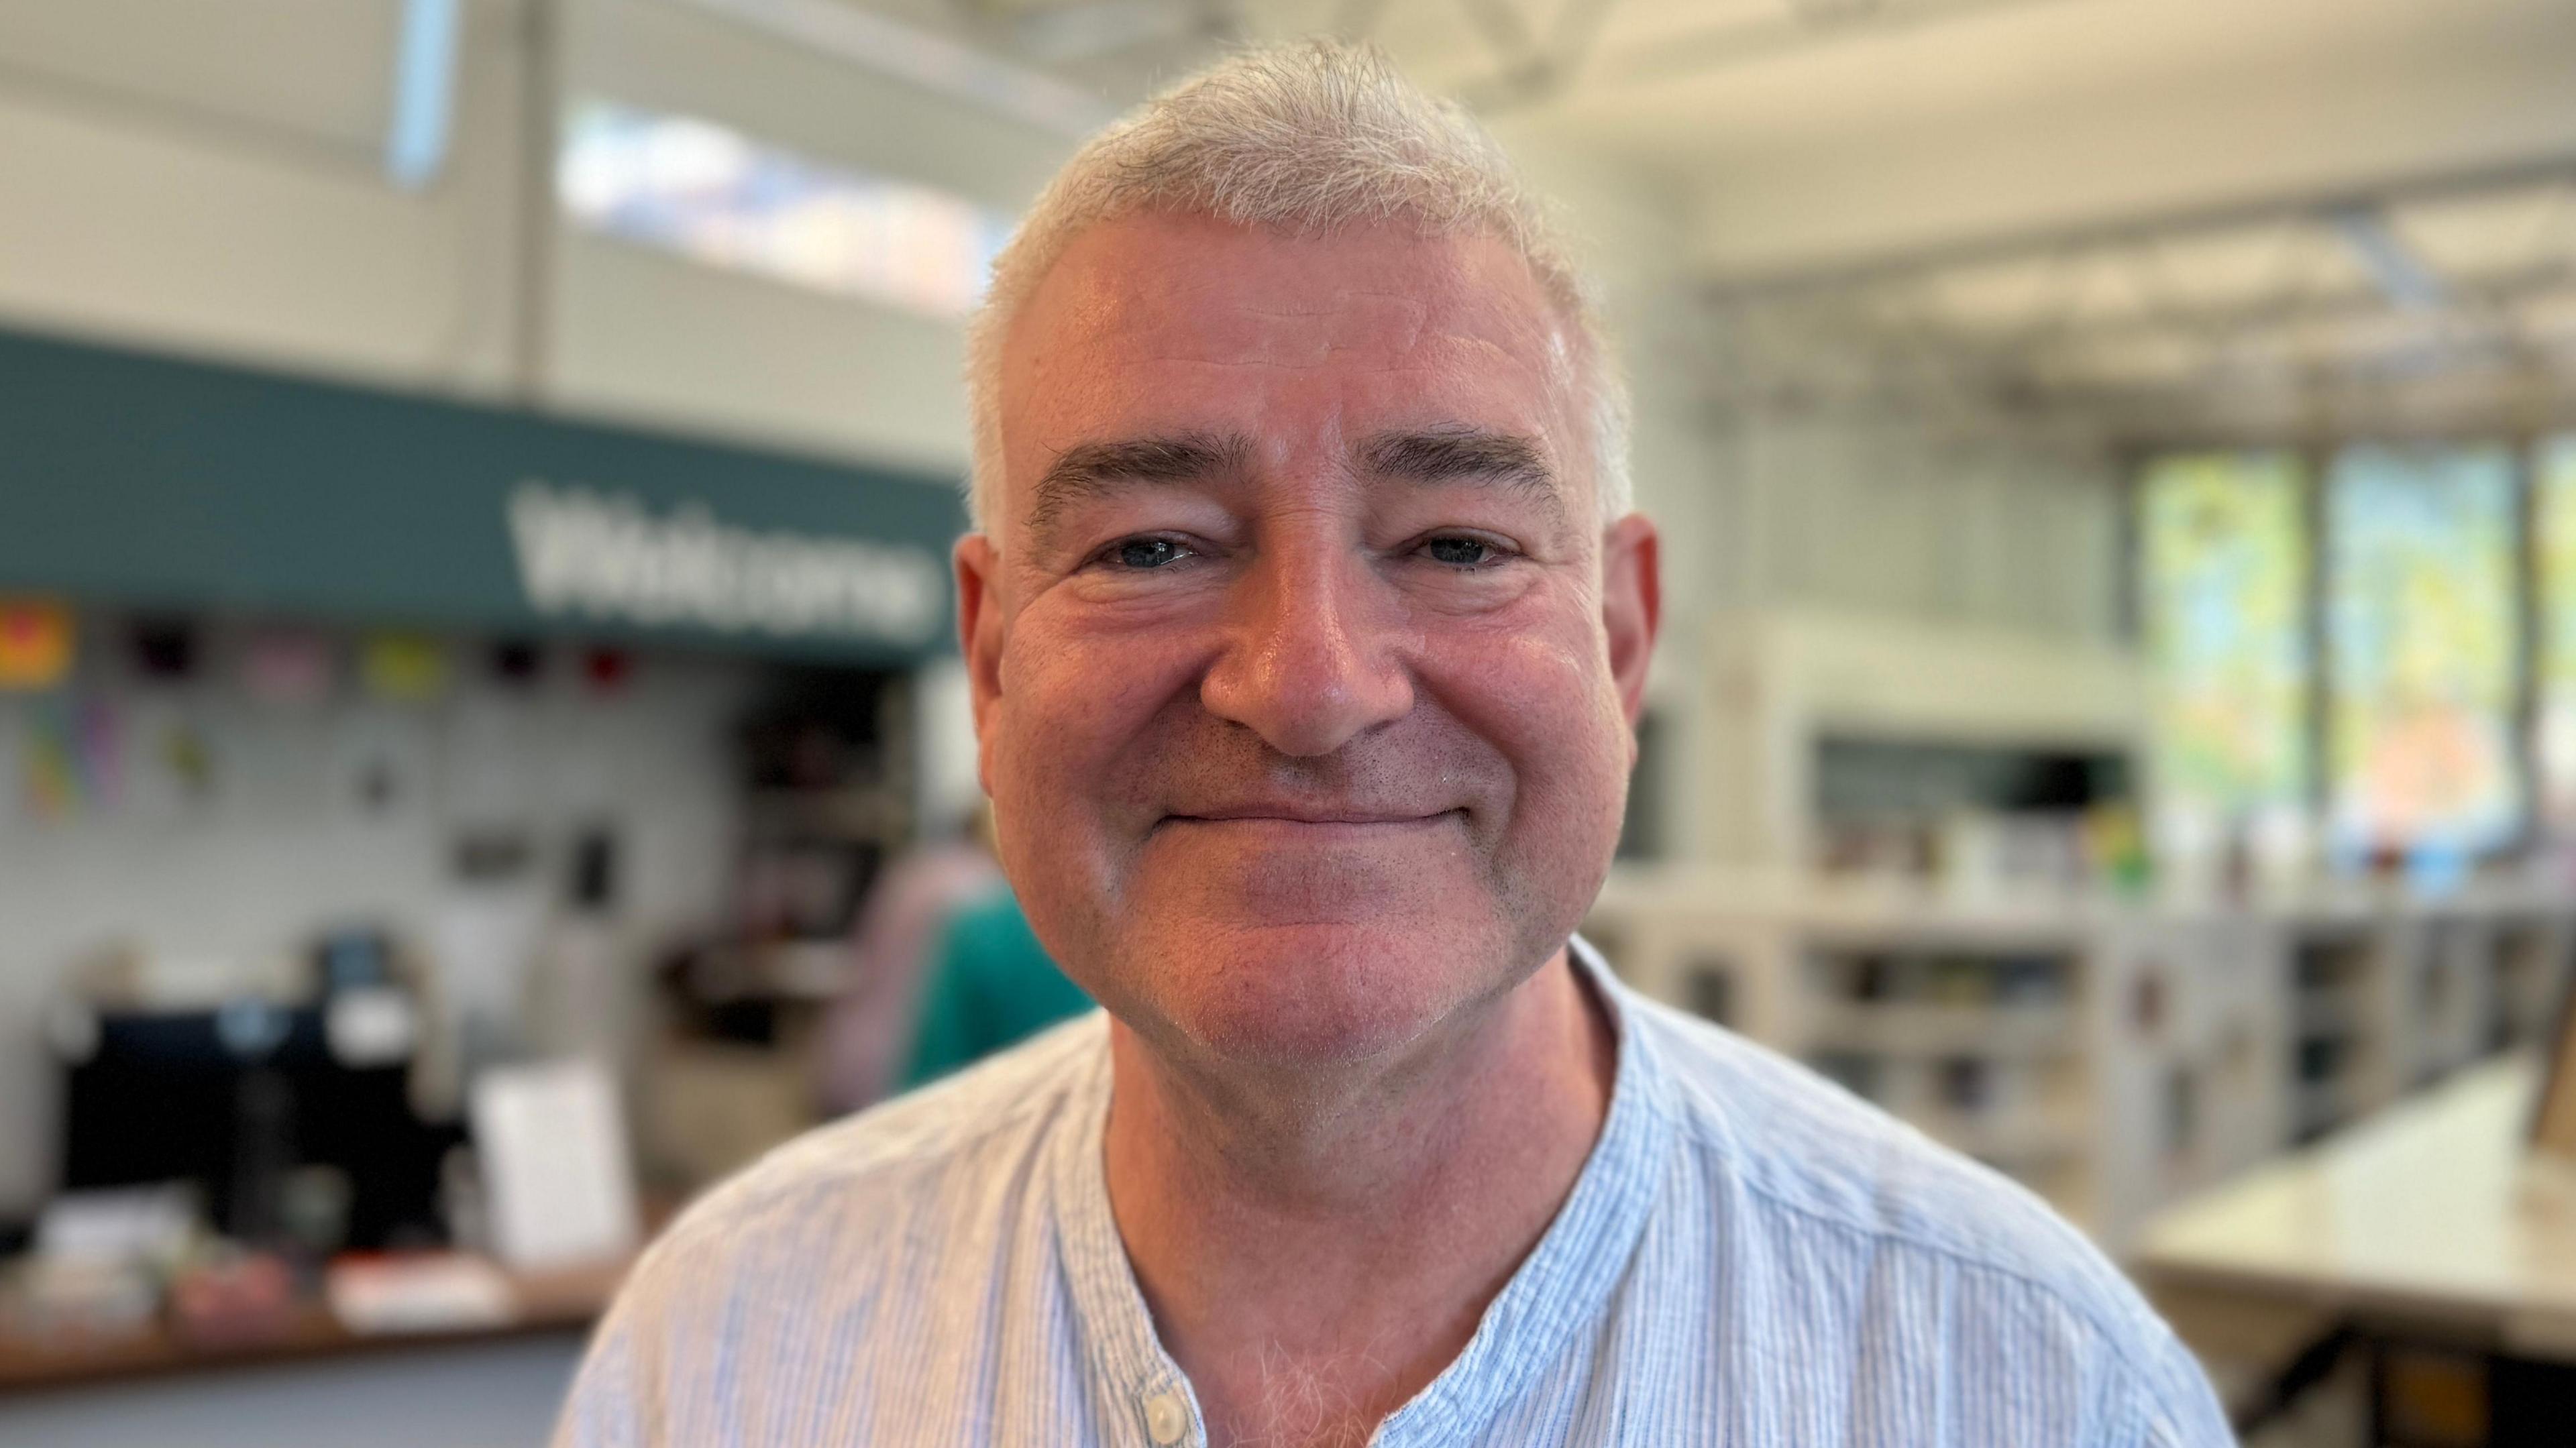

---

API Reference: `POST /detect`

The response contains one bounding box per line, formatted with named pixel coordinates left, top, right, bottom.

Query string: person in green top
left=898, top=887, right=1093, bottom=1089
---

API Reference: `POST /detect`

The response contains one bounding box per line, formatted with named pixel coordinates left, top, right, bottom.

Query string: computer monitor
left=58, top=1003, right=453, bottom=1250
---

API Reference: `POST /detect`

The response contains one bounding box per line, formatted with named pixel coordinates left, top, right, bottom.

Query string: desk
left=2135, top=1055, right=2576, bottom=1443
left=0, top=1258, right=625, bottom=1398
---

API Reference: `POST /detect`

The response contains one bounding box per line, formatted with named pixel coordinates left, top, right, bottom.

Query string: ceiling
left=718, top=0, right=2576, bottom=436
left=10, top=0, right=2575, bottom=435
left=845, top=0, right=2576, bottom=200
left=1695, top=166, right=2576, bottom=440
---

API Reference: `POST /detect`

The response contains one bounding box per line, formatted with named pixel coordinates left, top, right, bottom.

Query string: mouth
left=1158, top=807, right=1465, bottom=832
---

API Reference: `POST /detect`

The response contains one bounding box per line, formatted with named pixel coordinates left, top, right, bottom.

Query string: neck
left=1102, top=947, right=1615, bottom=1448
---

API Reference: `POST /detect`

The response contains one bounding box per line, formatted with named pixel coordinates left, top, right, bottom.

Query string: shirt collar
left=1047, top=936, right=1678, bottom=1443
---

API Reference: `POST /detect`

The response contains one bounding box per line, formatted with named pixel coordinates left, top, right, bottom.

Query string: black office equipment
left=56, top=1003, right=452, bottom=1250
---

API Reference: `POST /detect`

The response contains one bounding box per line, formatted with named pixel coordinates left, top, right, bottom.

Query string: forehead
left=996, top=213, right=1579, bottom=503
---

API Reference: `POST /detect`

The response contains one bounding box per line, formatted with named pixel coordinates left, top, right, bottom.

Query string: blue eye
left=1115, top=537, right=1187, bottom=569
left=1424, top=537, right=1493, bottom=567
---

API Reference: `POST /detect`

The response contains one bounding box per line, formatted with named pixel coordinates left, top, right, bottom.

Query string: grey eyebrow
left=1027, top=433, right=1251, bottom=542
left=1359, top=428, right=1560, bottom=510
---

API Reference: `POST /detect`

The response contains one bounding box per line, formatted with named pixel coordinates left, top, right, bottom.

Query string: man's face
left=959, top=211, right=1658, bottom=1069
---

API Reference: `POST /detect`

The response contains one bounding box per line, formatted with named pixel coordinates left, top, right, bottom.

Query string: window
left=2537, top=436, right=2576, bottom=830
left=2138, top=452, right=2310, bottom=844
left=2324, top=446, right=2520, bottom=856
left=557, top=101, right=1012, bottom=321
left=2138, top=441, right=2561, bottom=865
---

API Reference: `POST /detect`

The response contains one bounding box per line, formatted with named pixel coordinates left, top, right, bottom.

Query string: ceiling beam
left=1704, top=152, right=2576, bottom=300
left=1687, top=5, right=2576, bottom=282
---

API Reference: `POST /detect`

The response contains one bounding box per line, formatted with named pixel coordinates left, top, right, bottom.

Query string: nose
left=1198, top=534, right=1413, bottom=757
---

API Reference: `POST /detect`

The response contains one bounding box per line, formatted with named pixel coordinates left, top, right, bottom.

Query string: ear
left=954, top=533, right=1007, bottom=794
left=1600, top=514, right=1660, bottom=734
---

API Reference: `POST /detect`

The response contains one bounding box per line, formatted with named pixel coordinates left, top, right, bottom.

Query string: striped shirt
left=555, top=942, right=2231, bottom=1447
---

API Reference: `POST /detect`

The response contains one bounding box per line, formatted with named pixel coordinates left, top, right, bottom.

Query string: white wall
left=1719, top=410, right=2124, bottom=643
left=0, top=0, right=521, bottom=395
left=0, top=642, right=755, bottom=1214
left=0, top=0, right=1073, bottom=471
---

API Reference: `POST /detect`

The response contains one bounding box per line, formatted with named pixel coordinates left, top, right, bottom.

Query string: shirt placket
left=1134, top=1375, right=1203, bottom=1447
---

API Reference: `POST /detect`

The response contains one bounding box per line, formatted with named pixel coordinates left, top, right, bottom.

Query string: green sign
left=0, top=327, right=964, bottom=663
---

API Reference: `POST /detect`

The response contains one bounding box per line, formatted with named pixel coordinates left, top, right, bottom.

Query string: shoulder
left=553, top=1014, right=1107, bottom=1445
left=1620, top=989, right=2226, bottom=1440
left=1629, top=991, right=2120, bottom=1298
left=614, top=1009, right=1103, bottom=1316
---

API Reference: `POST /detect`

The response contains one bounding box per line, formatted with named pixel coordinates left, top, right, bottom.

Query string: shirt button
left=1142, top=1390, right=1190, bottom=1445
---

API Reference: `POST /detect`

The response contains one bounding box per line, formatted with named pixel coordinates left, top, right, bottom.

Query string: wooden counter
left=0, top=1258, right=625, bottom=1398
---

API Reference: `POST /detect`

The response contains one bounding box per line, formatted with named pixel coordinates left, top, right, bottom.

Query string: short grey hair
left=962, top=39, right=1631, bottom=533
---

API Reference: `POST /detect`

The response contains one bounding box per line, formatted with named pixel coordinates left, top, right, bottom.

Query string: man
left=556, top=41, right=2230, bottom=1448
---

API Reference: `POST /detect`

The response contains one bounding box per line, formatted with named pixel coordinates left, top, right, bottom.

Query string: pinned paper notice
left=469, top=1059, right=640, bottom=1270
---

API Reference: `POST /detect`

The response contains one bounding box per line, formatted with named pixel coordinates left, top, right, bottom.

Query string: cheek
left=985, top=614, right=1206, bottom=854
left=1002, top=612, right=1182, bottom=736
left=1430, top=624, right=1629, bottom=854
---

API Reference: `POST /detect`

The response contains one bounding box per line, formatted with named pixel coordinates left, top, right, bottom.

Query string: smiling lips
left=1161, top=805, right=1464, bottom=831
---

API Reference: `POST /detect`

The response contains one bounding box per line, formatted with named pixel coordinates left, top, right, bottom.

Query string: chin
left=1122, top=917, right=1519, bottom=1068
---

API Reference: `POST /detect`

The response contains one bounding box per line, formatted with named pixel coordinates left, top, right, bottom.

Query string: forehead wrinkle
left=1055, top=334, right=1556, bottom=408
left=1025, top=264, right=1551, bottom=388
left=1093, top=300, right=1439, bottom=372
left=1004, top=236, right=1595, bottom=537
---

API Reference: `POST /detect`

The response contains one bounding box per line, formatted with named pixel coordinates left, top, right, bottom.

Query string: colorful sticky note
left=0, top=600, right=73, bottom=690
left=243, top=628, right=336, bottom=707
left=21, top=702, right=78, bottom=821
left=362, top=634, right=450, bottom=703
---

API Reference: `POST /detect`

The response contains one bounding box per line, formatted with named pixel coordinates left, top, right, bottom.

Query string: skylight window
left=558, top=101, right=1012, bottom=320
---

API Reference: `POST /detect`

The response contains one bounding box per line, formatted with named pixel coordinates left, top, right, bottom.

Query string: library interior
left=5, top=1, right=2576, bottom=1445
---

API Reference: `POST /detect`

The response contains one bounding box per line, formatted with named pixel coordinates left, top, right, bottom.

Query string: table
left=2135, top=1054, right=2576, bottom=1444
left=0, top=1257, right=625, bottom=1397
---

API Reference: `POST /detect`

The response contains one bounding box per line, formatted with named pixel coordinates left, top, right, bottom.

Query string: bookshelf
left=2491, top=915, right=2576, bottom=1052
left=2279, top=917, right=2402, bottom=1144
left=1589, top=876, right=2118, bottom=1231
left=1587, top=871, right=2576, bottom=1249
